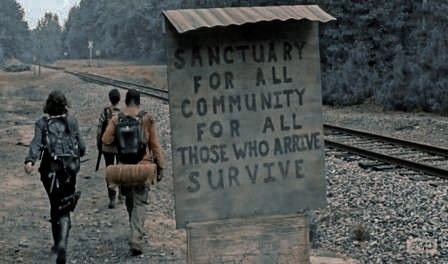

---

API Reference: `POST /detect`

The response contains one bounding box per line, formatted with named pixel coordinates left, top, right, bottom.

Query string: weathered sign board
left=164, top=6, right=334, bottom=228
left=187, top=214, right=309, bottom=263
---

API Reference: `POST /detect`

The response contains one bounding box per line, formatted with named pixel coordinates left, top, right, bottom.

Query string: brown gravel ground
left=1, top=66, right=446, bottom=263
left=0, top=68, right=182, bottom=264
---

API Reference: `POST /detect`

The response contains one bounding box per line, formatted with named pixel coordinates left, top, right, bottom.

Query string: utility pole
left=88, top=41, right=93, bottom=67
left=422, top=0, right=427, bottom=30
left=96, top=50, right=101, bottom=67
left=32, top=56, right=36, bottom=76
left=38, top=41, right=42, bottom=76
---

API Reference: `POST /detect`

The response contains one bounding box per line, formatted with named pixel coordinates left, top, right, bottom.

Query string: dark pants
left=103, top=152, right=117, bottom=167
left=40, top=170, right=76, bottom=221
left=121, top=185, right=149, bottom=251
left=103, top=152, right=120, bottom=201
left=40, top=169, right=75, bottom=255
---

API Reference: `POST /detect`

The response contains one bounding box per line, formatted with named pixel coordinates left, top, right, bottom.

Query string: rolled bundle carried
left=105, top=164, right=157, bottom=186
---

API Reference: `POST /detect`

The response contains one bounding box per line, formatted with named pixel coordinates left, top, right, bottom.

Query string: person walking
left=102, top=89, right=164, bottom=256
left=24, top=91, right=86, bottom=264
left=97, top=88, right=121, bottom=208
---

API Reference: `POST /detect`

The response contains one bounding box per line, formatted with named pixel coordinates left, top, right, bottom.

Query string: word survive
left=186, top=159, right=306, bottom=193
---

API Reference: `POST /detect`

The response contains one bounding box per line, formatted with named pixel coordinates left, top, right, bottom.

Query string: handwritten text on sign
left=167, top=21, right=326, bottom=226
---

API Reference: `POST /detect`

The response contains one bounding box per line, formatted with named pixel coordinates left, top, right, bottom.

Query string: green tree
left=0, top=0, right=31, bottom=63
left=33, top=13, right=63, bottom=62
left=61, top=0, right=448, bottom=113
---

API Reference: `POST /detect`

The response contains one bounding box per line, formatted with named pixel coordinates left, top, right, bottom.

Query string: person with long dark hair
left=24, top=90, right=86, bottom=264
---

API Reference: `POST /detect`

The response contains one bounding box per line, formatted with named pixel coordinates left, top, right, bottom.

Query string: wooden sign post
left=187, top=214, right=310, bottom=263
left=164, top=5, right=335, bottom=263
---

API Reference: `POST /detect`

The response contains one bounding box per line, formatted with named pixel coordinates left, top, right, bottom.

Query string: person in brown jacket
left=102, top=89, right=164, bottom=256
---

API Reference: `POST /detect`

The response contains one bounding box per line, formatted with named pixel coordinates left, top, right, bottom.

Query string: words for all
left=194, top=112, right=304, bottom=141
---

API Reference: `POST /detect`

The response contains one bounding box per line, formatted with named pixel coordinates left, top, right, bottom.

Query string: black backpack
left=115, top=111, right=147, bottom=164
left=44, top=116, right=81, bottom=174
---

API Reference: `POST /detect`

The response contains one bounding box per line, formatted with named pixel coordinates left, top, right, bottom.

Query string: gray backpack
left=44, top=116, right=80, bottom=174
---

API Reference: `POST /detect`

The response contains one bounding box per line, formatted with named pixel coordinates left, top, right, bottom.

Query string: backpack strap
left=137, top=110, right=147, bottom=119
left=136, top=111, right=148, bottom=149
left=104, top=106, right=113, bottom=121
left=100, top=107, right=113, bottom=137
left=117, top=112, right=126, bottom=122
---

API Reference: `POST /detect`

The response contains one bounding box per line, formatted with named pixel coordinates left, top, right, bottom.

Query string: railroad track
left=40, top=64, right=448, bottom=179
left=324, top=124, right=448, bottom=179
left=66, top=71, right=169, bottom=102
left=39, top=64, right=169, bottom=102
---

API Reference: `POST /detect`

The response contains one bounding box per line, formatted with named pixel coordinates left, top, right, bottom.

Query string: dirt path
left=0, top=69, right=185, bottom=264
left=1, top=68, right=446, bottom=263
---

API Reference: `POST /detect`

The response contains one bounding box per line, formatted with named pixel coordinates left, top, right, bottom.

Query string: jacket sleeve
left=102, top=116, right=117, bottom=145
left=25, top=119, right=45, bottom=165
left=145, top=115, right=165, bottom=169
left=70, top=117, right=86, bottom=157
left=97, top=108, right=106, bottom=143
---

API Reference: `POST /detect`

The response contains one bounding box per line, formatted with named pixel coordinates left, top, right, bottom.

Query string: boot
left=117, top=187, right=124, bottom=203
left=107, top=188, right=117, bottom=209
left=51, top=219, right=60, bottom=253
left=56, top=215, right=71, bottom=264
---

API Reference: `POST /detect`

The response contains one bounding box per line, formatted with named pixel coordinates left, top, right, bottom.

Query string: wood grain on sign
left=166, top=20, right=326, bottom=227
left=406, top=238, right=439, bottom=256
left=187, top=214, right=309, bottom=264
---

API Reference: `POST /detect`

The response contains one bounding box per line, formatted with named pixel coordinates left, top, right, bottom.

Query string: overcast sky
left=17, top=0, right=81, bottom=29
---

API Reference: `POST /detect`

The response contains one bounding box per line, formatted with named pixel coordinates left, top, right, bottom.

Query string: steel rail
left=65, top=70, right=169, bottom=102
left=38, top=64, right=169, bottom=101
left=325, top=139, right=448, bottom=179
left=324, top=124, right=448, bottom=157
left=38, top=63, right=448, bottom=178
left=78, top=71, right=168, bottom=94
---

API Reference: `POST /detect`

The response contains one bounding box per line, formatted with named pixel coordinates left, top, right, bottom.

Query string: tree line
left=1, top=0, right=447, bottom=113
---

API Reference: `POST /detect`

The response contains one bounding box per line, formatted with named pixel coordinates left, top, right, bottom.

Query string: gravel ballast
left=316, top=104, right=448, bottom=263
left=2, top=69, right=447, bottom=263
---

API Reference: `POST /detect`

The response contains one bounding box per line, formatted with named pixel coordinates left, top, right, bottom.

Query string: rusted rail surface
left=75, top=71, right=167, bottom=95
left=40, top=64, right=448, bottom=178
left=324, top=124, right=448, bottom=157
left=66, top=70, right=169, bottom=102
left=324, top=124, right=448, bottom=179
left=39, top=64, right=169, bottom=102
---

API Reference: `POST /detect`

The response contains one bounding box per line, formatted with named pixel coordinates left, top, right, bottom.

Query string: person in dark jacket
left=97, top=89, right=121, bottom=208
left=24, top=91, right=86, bottom=264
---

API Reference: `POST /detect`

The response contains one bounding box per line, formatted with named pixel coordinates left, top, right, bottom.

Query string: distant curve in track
left=39, top=64, right=169, bottom=102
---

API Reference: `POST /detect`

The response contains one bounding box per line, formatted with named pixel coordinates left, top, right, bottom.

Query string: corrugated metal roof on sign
left=163, top=5, right=336, bottom=34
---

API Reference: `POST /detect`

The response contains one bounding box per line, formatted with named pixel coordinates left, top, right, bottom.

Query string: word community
left=181, top=88, right=306, bottom=118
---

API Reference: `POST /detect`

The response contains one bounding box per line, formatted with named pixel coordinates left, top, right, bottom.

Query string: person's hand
left=157, top=168, right=164, bottom=182
left=24, top=162, right=34, bottom=174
